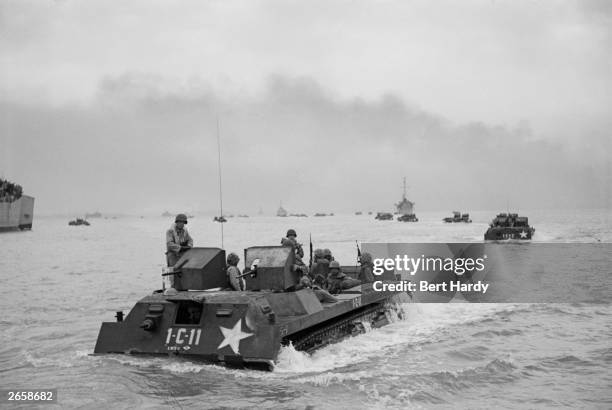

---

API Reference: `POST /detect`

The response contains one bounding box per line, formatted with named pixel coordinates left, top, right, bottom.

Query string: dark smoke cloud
left=2, top=74, right=610, bottom=215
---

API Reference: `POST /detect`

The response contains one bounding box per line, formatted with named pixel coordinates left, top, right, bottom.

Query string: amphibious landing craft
left=484, top=213, right=535, bottom=240
left=94, top=246, right=408, bottom=370
left=443, top=211, right=472, bottom=223
left=0, top=179, right=34, bottom=232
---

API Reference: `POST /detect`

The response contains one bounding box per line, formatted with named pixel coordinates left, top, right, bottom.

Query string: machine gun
left=161, top=258, right=190, bottom=277
left=237, top=258, right=260, bottom=279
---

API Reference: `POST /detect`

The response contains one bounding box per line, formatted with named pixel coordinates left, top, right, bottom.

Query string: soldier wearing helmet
left=295, top=271, right=339, bottom=303
left=327, top=260, right=361, bottom=294
left=281, top=229, right=307, bottom=274
left=358, top=252, right=375, bottom=283
left=281, top=229, right=304, bottom=259
left=226, top=252, right=244, bottom=291
left=310, top=248, right=329, bottom=282
left=313, top=248, right=325, bottom=260
left=322, top=248, right=334, bottom=262
left=165, top=213, right=193, bottom=267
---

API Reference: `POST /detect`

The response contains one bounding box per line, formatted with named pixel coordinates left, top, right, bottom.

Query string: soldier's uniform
left=282, top=229, right=308, bottom=274
left=323, top=248, right=334, bottom=262
left=327, top=261, right=361, bottom=294
left=295, top=271, right=338, bottom=303
left=166, top=214, right=193, bottom=267
left=310, top=248, right=329, bottom=282
left=358, top=252, right=375, bottom=283
left=226, top=253, right=244, bottom=291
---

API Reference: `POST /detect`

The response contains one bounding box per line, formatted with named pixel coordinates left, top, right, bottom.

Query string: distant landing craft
left=0, top=180, right=34, bottom=232
left=69, top=218, right=90, bottom=226
left=484, top=213, right=535, bottom=240
left=0, top=197, right=34, bottom=232
left=443, top=211, right=472, bottom=223
left=375, top=212, right=393, bottom=221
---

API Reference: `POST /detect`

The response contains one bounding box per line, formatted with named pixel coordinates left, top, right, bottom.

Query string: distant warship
left=484, top=213, right=535, bottom=240
left=86, top=211, right=102, bottom=218
left=396, top=177, right=418, bottom=222
left=276, top=203, right=287, bottom=217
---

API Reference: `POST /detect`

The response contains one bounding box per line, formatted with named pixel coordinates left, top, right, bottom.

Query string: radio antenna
left=216, top=117, right=224, bottom=248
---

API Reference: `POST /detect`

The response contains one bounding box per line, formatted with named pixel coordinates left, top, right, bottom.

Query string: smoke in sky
left=2, top=74, right=609, bottom=214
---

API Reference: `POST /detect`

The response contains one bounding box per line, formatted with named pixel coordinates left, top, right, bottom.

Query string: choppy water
left=1, top=210, right=611, bottom=409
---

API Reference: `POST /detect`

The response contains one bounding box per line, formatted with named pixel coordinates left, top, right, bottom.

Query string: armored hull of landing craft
left=94, top=246, right=408, bottom=370
left=484, top=213, right=535, bottom=240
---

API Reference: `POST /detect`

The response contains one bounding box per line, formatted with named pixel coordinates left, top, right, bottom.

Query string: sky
left=1, top=0, right=610, bottom=214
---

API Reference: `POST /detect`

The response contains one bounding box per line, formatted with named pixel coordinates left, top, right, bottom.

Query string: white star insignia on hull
left=520, top=230, right=528, bottom=238
left=218, top=318, right=253, bottom=355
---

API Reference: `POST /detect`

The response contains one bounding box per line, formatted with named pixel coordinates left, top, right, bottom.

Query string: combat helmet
left=227, top=252, right=240, bottom=266
left=323, top=248, right=333, bottom=260
left=360, top=252, right=373, bottom=264
left=175, top=213, right=188, bottom=223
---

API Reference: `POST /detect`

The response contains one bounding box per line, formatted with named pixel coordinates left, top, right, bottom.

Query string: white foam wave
left=86, top=303, right=524, bottom=380
left=273, top=303, right=523, bottom=377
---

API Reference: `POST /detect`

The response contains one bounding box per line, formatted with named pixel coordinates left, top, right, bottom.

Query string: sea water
left=0, top=210, right=610, bottom=408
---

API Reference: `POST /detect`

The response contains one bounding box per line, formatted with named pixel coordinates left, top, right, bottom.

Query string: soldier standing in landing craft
left=281, top=229, right=308, bottom=273
left=226, top=253, right=245, bottom=291
left=166, top=213, right=193, bottom=267
left=358, top=252, right=376, bottom=283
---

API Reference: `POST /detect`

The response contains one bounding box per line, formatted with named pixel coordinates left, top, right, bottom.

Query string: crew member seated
left=165, top=213, right=193, bottom=267
left=295, top=272, right=338, bottom=303
left=323, top=248, right=334, bottom=262
left=327, top=261, right=361, bottom=294
left=310, top=248, right=329, bottom=280
left=186, top=305, right=202, bottom=324
left=226, top=252, right=245, bottom=291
